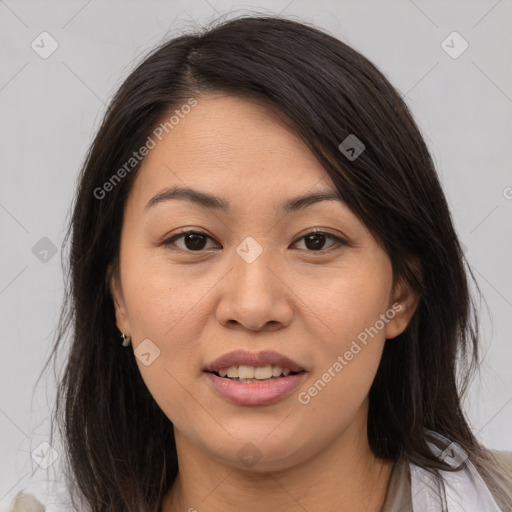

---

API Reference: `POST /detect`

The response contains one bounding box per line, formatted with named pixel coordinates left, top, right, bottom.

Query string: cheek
left=118, top=251, right=210, bottom=412
left=296, top=256, right=392, bottom=348
left=295, top=260, right=392, bottom=412
left=293, top=328, right=386, bottom=454
left=301, top=325, right=386, bottom=409
left=120, top=243, right=216, bottom=342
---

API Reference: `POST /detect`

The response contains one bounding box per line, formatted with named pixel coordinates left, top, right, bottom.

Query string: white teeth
left=238, top=365, right=254, bottom=379
left=226, top=366, right=238, bottom=378
left=216, top=364, right=296, bottom=380
left=254, top=365, right=273, bottom=380
left=272, top=366, right=282, bottom=377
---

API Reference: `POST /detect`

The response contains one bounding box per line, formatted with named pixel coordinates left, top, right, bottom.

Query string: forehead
left=126, top=94, right=337, bottom=212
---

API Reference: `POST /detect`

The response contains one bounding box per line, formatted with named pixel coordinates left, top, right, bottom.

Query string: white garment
left=410, top=431, right=502, bottom=512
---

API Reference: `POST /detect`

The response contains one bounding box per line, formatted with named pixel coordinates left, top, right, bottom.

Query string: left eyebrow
left=143, top=185, right=344, bottom=214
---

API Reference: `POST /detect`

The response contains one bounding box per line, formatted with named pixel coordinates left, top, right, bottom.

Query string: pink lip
left=204, top=371, right=307, bottom=406
left=203, top=349, right=306, bottom=373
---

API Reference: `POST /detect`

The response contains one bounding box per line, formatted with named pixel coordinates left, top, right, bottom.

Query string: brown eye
left=161, top=229, right=346, bottom=254
left=182, top=233, right=208, bottom=250
left=293, top=231, right=345, bottom=252
left=304, top=233, right=328, bottom=251
left=162, top=231, right=217, bottom=252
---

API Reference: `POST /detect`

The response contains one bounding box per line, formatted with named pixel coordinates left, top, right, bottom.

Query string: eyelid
left=160, top=228, right=349, bottom=253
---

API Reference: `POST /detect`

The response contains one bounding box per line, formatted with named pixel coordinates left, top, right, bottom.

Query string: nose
left=215, top=243, right=294, bottom=332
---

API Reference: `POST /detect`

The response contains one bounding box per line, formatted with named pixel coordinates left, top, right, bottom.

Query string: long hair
left=39, top=14, right=512, bottom=511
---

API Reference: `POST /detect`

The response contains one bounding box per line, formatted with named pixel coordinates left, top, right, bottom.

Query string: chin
left=204, top=433, right=312, bottom=473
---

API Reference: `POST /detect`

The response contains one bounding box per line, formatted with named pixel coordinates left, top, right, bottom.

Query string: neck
left=162, top=419, right=393, bottom=512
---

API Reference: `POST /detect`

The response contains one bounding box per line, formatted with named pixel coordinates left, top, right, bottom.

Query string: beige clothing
left=382, top=451, right=512, bottom=512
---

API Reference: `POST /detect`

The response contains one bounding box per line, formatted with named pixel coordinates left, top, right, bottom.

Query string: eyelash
left=160, top=229, right=347, bottom=254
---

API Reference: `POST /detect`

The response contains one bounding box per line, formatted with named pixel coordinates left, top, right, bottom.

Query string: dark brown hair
left=40, top=13, right=511, bottom=511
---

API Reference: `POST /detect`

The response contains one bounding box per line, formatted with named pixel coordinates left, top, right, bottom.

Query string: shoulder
left=5, top=491, right=45, bottom=512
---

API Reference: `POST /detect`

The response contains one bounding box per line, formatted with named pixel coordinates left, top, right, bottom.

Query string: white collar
left=409, top=431, right=502, bottom=511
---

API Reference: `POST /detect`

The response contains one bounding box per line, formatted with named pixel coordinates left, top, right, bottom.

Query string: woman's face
left=110, top=94, right=417, bottom=471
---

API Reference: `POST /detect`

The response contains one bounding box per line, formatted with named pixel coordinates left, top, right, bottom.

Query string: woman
left=32, top=14, right=511, bottom=512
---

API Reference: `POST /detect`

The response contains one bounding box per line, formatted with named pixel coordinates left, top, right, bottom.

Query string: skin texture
left=110, top=94, right=419, bottom=512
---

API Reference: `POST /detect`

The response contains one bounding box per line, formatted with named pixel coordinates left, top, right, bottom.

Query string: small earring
left=121, top=333, right=132, bottom=347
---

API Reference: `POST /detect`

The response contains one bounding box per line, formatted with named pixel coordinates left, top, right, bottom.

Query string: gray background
left=1, top=0, right=511, bottom=509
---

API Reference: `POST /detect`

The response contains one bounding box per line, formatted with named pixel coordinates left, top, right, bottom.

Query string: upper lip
left=203, top=350, right=306, bottom=373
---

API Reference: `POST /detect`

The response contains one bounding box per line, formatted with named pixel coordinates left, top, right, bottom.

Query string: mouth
left=206, top=364, right=305, bottom=383
left=202, top=350, right=307, bottom=405
left=204, top=365, right=307, bottom=406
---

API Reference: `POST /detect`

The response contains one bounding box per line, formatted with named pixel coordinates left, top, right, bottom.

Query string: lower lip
left=204, top=371, right=307, bottom=406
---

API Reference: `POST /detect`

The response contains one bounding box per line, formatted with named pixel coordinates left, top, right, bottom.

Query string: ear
left=384, top=276, right=420, bottom=340
left=107, top=263, right=131, bottom=336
